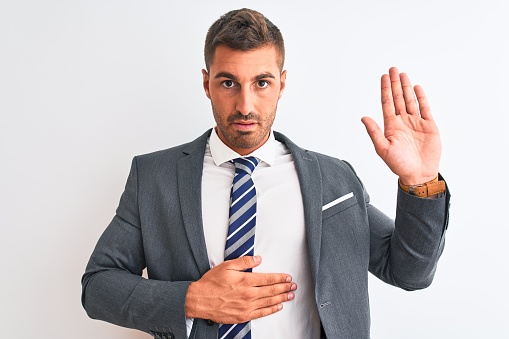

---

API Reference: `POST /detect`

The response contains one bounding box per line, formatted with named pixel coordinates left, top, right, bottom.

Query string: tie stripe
left=220, top=156, right=258, bottom=339
left=219, top=322, right=250, bottom=339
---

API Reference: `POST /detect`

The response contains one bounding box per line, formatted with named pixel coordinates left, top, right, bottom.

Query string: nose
left=235, top=87, right=255, bottom=116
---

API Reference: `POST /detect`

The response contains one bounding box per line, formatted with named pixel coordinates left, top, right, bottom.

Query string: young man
left=82, top=8, right=450, bottom=339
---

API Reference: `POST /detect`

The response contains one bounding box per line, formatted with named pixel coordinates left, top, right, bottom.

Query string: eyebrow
left=214, top=72, right=276, bottom=81
left=255, top=73, right=276, bottom=81
left=214, top=71, right=238, bottom=80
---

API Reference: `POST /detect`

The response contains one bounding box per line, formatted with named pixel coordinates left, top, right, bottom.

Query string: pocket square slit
left=322, top=192, right=354, bottom=211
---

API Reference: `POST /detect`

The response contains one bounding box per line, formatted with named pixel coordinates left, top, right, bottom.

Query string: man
left=82, top=8, right=450, bottom=339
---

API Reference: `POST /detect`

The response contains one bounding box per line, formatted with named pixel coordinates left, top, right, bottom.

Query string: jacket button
left=205, top=319, right=214, bottom=326
left=167, top=334, right=175, bottom=339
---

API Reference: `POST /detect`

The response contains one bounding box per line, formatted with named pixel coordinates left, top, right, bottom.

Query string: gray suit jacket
left=82, top=129, right=450, bottom=339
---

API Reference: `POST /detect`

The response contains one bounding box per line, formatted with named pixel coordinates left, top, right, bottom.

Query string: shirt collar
left=209, top=127, right=276, bottom=166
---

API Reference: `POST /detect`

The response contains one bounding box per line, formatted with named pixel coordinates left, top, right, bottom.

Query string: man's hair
left=204, top=8, right=285, bottom=71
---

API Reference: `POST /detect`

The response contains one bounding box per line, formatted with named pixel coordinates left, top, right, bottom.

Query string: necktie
left=219, top=156, right=259, bottom=339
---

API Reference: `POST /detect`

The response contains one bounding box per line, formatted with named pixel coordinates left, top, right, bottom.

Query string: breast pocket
left=322, top=192, right=358, bottom=220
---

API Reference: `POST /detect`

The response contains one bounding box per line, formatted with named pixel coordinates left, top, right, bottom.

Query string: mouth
left=232, top=121, right=258, bottom=131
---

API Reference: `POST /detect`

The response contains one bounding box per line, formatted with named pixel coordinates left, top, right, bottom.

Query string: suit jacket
left=82, top=129, right=450, bottom=339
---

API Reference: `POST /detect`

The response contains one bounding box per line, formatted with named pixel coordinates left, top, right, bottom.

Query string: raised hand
left=361, top=67, right=441, bottom=185
left=185, top=256, right=297, bottom=324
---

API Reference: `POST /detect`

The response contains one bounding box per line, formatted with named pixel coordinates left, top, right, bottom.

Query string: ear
left=278, top=70, right=287, bottom=99
left=202, top=69, right=211, bottom=99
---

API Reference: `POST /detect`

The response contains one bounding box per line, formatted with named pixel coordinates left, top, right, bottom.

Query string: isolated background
left=1, top=0, right=507, bottom=338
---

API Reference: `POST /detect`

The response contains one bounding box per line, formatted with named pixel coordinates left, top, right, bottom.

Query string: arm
left=81, top=158, right=191, bottom=338
left=361, top=67, right=450, bottom=289
left=366, top=181, right=450, bottom=290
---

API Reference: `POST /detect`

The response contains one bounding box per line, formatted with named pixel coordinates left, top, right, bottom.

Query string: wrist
left=398, top=175, right=446, bottom=198
left=398, top=174, right=438, bottom=186
left=185, top=282, right=199, bottom=318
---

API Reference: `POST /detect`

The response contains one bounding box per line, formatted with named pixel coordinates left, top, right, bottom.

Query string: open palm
left=361, top=67, right=441, bottom=185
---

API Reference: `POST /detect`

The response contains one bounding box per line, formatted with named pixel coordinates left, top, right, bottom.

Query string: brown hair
left=204, top=8, right=285, bottom=71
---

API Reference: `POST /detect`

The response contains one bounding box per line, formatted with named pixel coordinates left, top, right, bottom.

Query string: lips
left=233, top=121, right=257, bottom=130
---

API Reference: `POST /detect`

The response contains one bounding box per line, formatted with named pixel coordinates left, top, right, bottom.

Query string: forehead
left=209, top=45, right=281, bottom=78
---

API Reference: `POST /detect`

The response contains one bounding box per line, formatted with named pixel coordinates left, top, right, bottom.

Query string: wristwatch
left=398, top=176, right=446, bottom=198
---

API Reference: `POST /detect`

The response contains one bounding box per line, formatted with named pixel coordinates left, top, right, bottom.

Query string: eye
left=257, top=80, right=269, bottom=88
left=221, top=80, right=235, bottom=88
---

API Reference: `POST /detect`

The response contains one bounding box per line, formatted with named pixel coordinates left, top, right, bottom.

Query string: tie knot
left=233, top=156, right=259, bottom=176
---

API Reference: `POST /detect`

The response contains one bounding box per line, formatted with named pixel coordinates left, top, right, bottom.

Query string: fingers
left=388, top=66, right=407, bottom=115
left=381, top=73, right=395, bottom=119
left=254, top=280, right=297, bottom=299
left=227, top=299, right=288, bottom=324
left=248, top=290, right=295, bottom=321
left=400, top=72, right=418, bottom=115
left=382, top=67, right=420, bottom=117
left=248, top=303, right=284, bottom=322
left=232, top=282, right=297, bottom=323
left=414, top=85, right=433, bottom=120
left=222, top=256, right=262, bottom=272
left=223, top=256, right=293, bottom=285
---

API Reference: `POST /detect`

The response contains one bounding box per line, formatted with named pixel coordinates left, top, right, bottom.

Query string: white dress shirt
left=186, top=128, right=321, bottom=338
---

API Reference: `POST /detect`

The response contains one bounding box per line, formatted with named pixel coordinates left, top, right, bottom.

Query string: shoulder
left=136, top=129, right=211, bottom=160
left=131, top=129, right=211, bottom=170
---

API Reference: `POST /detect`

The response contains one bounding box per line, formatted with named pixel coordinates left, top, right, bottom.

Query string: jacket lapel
left=274, top=132, right=323, bottom=284
left=177, top=130, right=212, bottom=277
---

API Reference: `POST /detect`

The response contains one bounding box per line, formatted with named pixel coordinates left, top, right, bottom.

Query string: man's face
left=202, top=44, right=286, bottom=155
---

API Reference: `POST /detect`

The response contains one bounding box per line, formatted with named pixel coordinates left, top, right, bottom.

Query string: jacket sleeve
left=81, top=157, right=190, bottom=338
left=367, top=174, right=451, bottom=290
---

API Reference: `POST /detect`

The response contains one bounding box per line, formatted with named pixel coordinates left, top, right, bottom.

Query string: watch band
left=399, top=176, right=446, bottom=198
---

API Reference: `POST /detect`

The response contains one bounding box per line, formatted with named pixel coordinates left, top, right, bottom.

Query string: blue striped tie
left=219, top=156, right=259, bottom=339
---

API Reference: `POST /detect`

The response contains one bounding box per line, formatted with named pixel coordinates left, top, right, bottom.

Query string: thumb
left=361, top=116, right=387, bottom=156
left=223, top=256, right=262, bottom=271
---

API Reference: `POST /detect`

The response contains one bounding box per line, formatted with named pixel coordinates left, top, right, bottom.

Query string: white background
left=1, top=0, right=507, bottom=338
